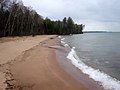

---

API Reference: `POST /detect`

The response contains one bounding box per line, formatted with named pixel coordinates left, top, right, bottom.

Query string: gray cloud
left=22, top=0, right=120, bottom=31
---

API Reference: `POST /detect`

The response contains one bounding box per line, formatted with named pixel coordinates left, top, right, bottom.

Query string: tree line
left=0, top=0, right=85, bottom=37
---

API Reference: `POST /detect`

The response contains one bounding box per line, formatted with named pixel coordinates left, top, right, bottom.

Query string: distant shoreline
left=83, top=31, right=120, bottom=33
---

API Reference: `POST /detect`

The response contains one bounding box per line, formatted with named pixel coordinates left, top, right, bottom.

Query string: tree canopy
left=0, top=0, right=85, bottom=37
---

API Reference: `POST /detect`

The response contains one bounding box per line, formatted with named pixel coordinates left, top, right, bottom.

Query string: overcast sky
left=22, top=0, right=120, bottom=31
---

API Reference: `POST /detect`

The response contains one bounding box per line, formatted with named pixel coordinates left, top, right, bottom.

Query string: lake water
left=62, top=33, right=120, bottom=90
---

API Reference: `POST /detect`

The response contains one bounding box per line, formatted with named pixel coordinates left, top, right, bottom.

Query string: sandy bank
left=0, top=35, right=56, bottom=90
left=6, top=37, right=86, bottom=90
left=0, top=35, right=103, bottom=90
left=0, top=35, right=55, bottom=64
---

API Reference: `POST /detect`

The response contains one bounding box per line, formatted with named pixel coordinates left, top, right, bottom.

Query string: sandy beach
left=0, top=35, right=55, bottom=89
left=0, top=35, right=103, bottom=90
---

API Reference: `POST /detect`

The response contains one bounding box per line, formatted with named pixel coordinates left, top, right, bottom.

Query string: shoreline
left=6, top=36, right=86, bottom=90
left=60, top=35, right=120, bottom=90
left=0, top=35, right=103, bottom=90
left=56, top=38, right=103, bottom=90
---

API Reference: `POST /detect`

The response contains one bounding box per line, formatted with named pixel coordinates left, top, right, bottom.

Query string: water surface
left=64, top=33, right=120, bottom=80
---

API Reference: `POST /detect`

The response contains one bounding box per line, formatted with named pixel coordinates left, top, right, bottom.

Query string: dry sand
left=0, top=35, right=103, bottom=90
left=0, top=35, right=56, bottom=90
left=0, top=35, right=86, bottom=90
left=0, top=35, right=54, bottom=64
left=9, top=38, right=86, bottom=90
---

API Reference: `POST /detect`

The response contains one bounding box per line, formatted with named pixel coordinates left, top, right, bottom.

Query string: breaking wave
left=67, top=47, right=120, bottom=90
left=59, top=36, right=120, bottom=90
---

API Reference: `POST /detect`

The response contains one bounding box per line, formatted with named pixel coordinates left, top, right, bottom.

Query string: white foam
left=60, top=38, right=69, bottom=47
left=58, top=36, right=61, bottom=38
left=61, top=38, right=65, bottom=41
left=61, top=40, right=65, bottom=44
left=67, top=48, right=120, bottom=90
left=64, top=44, right=69, bottom=47
left=72, top=47, right=75, bottom=49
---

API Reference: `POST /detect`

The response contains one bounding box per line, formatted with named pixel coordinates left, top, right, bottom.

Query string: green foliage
left=0, top=0, right=84, bottom=37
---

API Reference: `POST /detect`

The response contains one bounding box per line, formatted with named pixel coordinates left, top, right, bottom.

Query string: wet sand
left=0, top=35, right=103, bottom=90
left=8, top=38, right=86, bottom=90
left=56, top=39, right=104, bottom=90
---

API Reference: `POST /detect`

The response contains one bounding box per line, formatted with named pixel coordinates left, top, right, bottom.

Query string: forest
left=0, top=0, right=85, bottom=37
